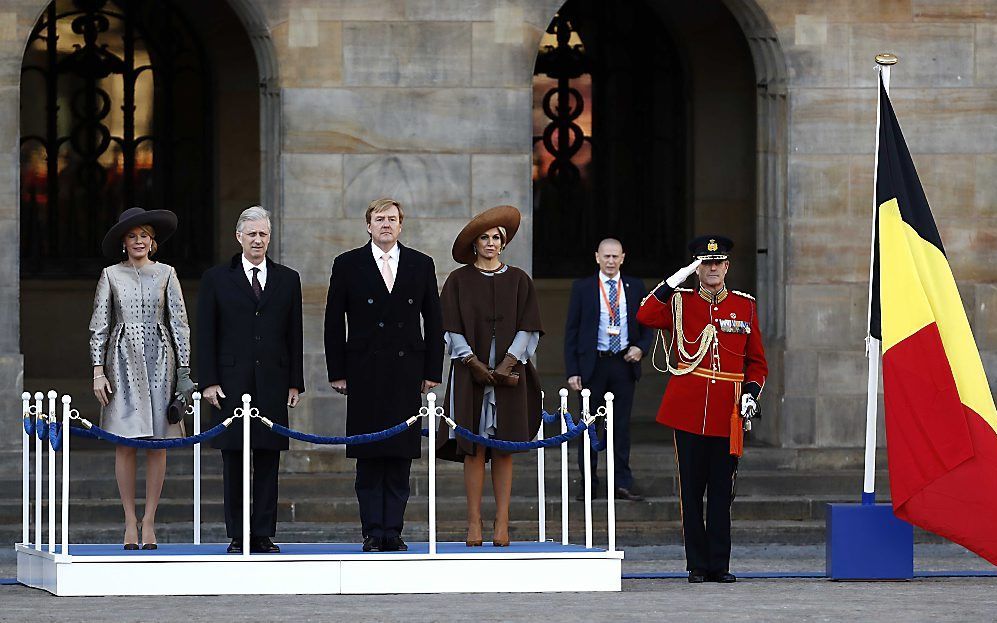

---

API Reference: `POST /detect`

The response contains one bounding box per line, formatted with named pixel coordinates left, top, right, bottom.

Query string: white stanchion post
left=537, top=391, right=546, bottom=543
left=605, top=392, right=616, bottom=553
left=21, top=392, right=30, bottom=547
left=428, top=392, right=437, bottom=556
left=581, top=388, right=593, bottom=549
left=193, top=391, right=202, bottom=545
left=242, top=394, right=251, bottom=557
left=61, top=395, right=71, bottom=555
left=559, top=388, right=569, bottom=546
left=47, top=390, right=56, bottom=553
left=34, top=391, right=43, bottom=551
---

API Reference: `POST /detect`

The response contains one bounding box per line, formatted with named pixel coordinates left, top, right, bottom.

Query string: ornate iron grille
left=532, top=0, right=687, bottom=278
left=20, top=0, right=213, bottom=277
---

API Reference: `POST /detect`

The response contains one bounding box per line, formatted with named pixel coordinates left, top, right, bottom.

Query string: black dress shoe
left=688, top=570, right=707, bottom=583
left=615, top=487, right=645, bottom=502
left=123, top=543, right=139, bottom=551
left=250, top=537, right=280, bottom=553
left=141, top=543, right=158, bottom=550
left=708, top=571, right=737, bottom=583
left=227, top=539, right=242, bottom=554
left=362, top=536, right=382, bottom=552
left=381, top=536, right=408, bottom=552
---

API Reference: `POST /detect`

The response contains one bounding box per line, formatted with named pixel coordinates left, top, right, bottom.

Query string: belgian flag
left=870, top=77, right=997, bottom=564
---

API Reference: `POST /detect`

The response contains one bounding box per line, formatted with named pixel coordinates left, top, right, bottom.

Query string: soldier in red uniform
left=636, top=235, right=767, bottom=584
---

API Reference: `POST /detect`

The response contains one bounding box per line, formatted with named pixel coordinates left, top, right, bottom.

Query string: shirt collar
left=242, top=254, right=266, bottom=274
left=372, top=242, right=399, bottom=261
left=599, top=271, right=620, bottom=284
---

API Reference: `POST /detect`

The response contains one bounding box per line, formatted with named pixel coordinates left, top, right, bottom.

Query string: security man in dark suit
left=198, top=206, right=305, bottom=555
left=325, top=198, right=444, bottom=552
left=564, top=238, right=654, bottom=501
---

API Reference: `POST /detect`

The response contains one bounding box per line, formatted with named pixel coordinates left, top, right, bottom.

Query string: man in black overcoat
left=564, top=238, right=653, bottom=501
left=325, top=198, right=444, bottom=552
left=198, top=206, right=304, bottom=554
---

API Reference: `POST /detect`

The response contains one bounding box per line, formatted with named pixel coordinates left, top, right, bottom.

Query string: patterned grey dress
left=89, top=262, right=191, bottom=439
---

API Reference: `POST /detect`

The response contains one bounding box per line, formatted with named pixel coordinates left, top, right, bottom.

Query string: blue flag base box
left=826, top=502, right=913, bottom=580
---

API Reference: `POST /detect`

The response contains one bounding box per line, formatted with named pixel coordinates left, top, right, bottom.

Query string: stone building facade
left=0, top=0, right=994, bottom=450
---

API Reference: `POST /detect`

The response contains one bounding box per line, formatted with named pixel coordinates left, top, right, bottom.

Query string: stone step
left=0, top=469, right=892, bottom=500
left=1, top=521, right=948, bottom=548
left=7, top=494, right=873, bottom=525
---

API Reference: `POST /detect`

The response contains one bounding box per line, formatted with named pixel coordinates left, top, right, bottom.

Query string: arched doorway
left=18, top=0, right=268, bottom=407
left=530, top=0, right=785, bottom=440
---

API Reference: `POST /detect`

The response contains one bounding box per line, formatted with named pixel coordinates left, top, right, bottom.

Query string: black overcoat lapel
left=228, top=254, right=261, bottom=305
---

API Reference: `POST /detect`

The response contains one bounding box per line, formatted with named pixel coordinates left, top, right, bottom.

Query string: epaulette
left=730, top=289, right=755, bottom=300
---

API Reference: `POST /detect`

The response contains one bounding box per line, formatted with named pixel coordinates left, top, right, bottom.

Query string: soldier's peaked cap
left=688, top=234, right=733, bottom=261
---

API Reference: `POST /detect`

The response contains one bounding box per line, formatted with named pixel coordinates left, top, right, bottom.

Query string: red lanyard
left=598, top=278, right=620, bottom=325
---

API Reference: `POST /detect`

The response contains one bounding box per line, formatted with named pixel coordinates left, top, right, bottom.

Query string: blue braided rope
left=451, top=416, right=588, bottom=451
left=36, top=419, right=49, bottom=441
left=267, top=419, right=414, bottom=445
left=540, top=410, right=574, bottom=427
left=587, top=422, right=607, bottom=452
left=69, top=421, right=231, bottom=449
left=49, top=421, right=63, bottom=452
left=23, top=416, right=34, bottom=437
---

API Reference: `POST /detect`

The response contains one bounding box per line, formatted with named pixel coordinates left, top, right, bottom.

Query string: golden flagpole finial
left=875, top=53, right=899, bottom=66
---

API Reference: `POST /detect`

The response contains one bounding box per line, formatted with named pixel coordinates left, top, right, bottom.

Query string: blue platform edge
left=826, top=502, right=913, bottom=580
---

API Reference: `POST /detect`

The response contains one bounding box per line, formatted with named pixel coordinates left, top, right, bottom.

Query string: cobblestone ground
left=2, top=544, right=994, bottom=622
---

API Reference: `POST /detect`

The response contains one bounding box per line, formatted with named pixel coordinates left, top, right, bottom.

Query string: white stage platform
left=16, top=541, right=624, bottom=596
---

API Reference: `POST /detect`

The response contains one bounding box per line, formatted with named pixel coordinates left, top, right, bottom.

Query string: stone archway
left=11, top=0, right=280, bottom=429
left=528, top=0, right=789, bottom=443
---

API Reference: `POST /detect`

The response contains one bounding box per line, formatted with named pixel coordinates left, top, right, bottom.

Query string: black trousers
left=576, top=354, right=637, bottom=490
left=221, top=449, right=281, bottom=539
left=355, top=457, right=412, bottom=539
left=673, top=429, right=739, bottom=574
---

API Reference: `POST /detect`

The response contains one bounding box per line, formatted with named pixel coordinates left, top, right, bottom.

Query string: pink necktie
left=380, top=253, right=394, bottom=292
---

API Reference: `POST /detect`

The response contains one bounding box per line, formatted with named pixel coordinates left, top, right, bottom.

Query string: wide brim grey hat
left=101, top=207, right=178, bottom=259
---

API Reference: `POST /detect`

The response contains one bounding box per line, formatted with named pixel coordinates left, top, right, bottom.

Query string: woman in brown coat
left=438, top=206, right=543, bottom=547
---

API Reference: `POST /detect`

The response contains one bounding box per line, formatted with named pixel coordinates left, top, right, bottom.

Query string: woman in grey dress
left=90, top=207, right=194, bottom=550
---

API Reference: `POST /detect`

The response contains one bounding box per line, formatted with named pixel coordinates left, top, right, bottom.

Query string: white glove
left=740, top=394, right=757, bottom=420
left=666, top=259, right=702, bottom=288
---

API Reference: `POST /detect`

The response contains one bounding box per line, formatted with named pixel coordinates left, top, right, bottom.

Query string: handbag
left=167, top=392, right=188, bottom=425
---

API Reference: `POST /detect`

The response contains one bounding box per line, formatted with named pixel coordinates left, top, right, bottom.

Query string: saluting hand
left=666, top=259, right=702, bottom=288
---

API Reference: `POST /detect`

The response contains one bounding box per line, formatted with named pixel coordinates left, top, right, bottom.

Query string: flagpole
left=863, top=53, right=898, bottom=505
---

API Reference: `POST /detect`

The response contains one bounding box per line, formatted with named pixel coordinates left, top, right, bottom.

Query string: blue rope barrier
left=541, top=410, right=574, bottom=427
left=69, top=421, right=232, bottom=449
left=588, top=423, right=607, bottom=452
left=36, top=418, right=49, bottom=441
left=267, top=419, right=415, bottom=445
left=23, top=416, right=34, bottom=437
left=49, top=421, right=63, bottom=452
left=450, top=415, right=588, bottom=451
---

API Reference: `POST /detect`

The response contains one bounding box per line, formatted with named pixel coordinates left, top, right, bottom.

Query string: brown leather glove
left=462, top=354, right=495, bottom=386
left=492, top=353, right=521, bottom=387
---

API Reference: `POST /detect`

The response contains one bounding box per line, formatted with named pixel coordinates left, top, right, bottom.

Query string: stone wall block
left=403, top=0, right=494, bottom=21
left=849, top=23, right=974, bottom=87
left=272, top=0, right=405, bottom=22
left=282, top=154, right=344, bottom=220
left=817, top=351, right=869, bottom=395
left=786, top=219, right=870, bottom=284
left=939, top=217, right=997, bottom=281
left=283, top=88, right=531, bottom=153
left=787, top=285, right=863, bottom=348
left=471, top=21, right=539, bottom=87
left=790, top=88, right=875, bottom=155
left=343, top=22, right=470, bottom=87
left=816, top=394, right=867, bottom=446
left=343, top=154, right=470, bottom=219
left=788, top=155, right=850, bottom=219
left=780, top=396, right=817, bottom=447
left=470, top=154, right=531, bottom=213
left=914, top=0, right=997, bottom=21
left=973, top=284, right=997, bottom=350
left=758, top=1, right=912, bottom=31
left=272, top=20, right=343, bottom=88
left=784, top=349, right=819, bottom=396
left=787, top=23, right=850, bottom=87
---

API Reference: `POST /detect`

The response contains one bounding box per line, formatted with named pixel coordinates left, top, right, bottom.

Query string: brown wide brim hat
left=101, top=207, right=178, bottom=259
left=452, top=205, right=522, bottom=264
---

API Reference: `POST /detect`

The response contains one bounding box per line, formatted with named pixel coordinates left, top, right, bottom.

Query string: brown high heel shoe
left=466, top=519, right=483, bottom=547
left=492, top=520, right=510, bottom=547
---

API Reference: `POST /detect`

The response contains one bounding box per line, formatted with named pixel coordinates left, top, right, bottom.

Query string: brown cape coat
left=437, top=264, right=544, bottom=461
